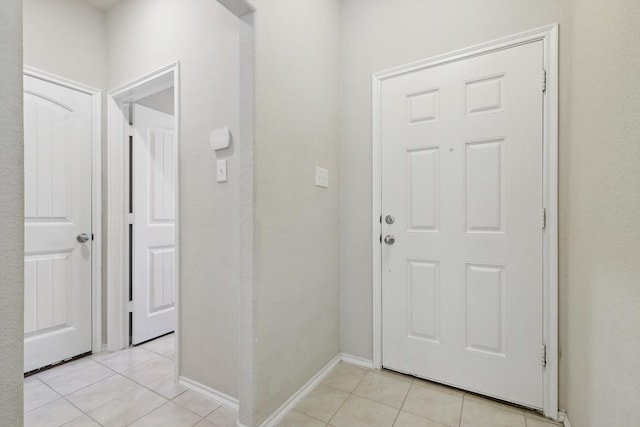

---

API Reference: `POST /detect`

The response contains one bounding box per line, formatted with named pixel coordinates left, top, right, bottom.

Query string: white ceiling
left=82, top=0, right=122, bottom=12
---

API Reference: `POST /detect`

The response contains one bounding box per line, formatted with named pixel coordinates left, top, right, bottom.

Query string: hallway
left=24, top=336, right=561, bottom=427
left=23, top=334, right=237, bottom=427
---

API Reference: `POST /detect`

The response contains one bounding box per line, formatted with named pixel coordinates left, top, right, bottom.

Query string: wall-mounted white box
left=210, top=127, right=231, bottom=150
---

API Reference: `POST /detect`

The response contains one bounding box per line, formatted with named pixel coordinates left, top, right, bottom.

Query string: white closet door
left=23, top=75, right=93, bottom=372
left=132, top=104, right=176, bottom=345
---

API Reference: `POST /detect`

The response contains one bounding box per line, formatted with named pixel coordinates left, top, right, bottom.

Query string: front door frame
left=23, top=65, right=103, bottom=357
left=371, top=24, right=559, bottom=419
left=105, top=63, right=180, bottom=373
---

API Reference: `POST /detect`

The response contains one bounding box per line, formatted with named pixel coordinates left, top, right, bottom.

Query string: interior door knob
left=384, top=235, right=395, bottom=245
left=77, top=233, right=90, bottom=243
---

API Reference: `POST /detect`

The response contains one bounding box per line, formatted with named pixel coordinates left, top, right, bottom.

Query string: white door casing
left=378, top=39, right=549, bottom=408
left=132, top=103, right=176, bottom=344
left=23, top=74, right=94, bottom=372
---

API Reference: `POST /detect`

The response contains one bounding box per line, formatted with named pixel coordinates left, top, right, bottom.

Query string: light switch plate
left=217, top=159, right=227, bottom=182
left=315, top=166, right=329, bottom=188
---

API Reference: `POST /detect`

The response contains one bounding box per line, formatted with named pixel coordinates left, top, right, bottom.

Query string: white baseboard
left=178, top=375, right=240, bottom=410
left=340, top=353, right=373, bottom=369
left=258, top=354, right=341, bottom=427
left=558, top=411, right=572, bottom=427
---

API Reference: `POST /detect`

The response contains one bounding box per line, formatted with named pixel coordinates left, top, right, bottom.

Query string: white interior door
left=132, top=103, right=176, bottom=345
left=381, top=41, right=545, bottom=407
left=23, top=74, right=93, bottom=372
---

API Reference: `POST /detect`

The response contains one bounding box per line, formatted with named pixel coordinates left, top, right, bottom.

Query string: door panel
left=132, top=104, right=176, bottom=345
left=381, top=41, right=544, bottom=408
left=23, top=75, right=93, bottom=372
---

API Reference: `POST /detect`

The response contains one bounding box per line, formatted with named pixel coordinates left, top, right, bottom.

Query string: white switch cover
left=217, top=159, right=227, bottom=182
left=315, top=166, right=329, bottom=188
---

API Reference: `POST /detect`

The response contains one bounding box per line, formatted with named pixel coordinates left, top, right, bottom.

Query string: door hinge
left=542, top=208, right=547, bottom=230
left=542, top=69, right=547, bottom=93
left=127, top=213, right=134, bottom=225
left=127, top=124, right=134, bottom=137
left=542, top=344, right=547, bottom=367
left=128, top=301, right=134, bottom=313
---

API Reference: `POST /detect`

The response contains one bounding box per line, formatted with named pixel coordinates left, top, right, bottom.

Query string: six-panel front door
left=23, top=74, right=93, bottom=372
left=381, top=41, right=545, bottom=408
left=132, top=103, right=176, bottom=345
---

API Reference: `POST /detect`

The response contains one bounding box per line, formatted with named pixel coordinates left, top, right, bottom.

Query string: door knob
left=384, top=235, right=395, bottom=245
left=77, top=233, right=90, bottom=243
left=385, top=215, right=395, bottom=224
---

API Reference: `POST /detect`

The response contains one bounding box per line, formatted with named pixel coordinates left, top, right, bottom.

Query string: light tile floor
left=277, top=362, right=563, bottom=427
left=24, top=334, right=238, bottom=427
left=25, top=342, right=562, bottom=427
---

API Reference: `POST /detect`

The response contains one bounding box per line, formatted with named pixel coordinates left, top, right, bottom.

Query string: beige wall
left=107, top=0, right=241, bottom=398
left=23, top=0, right=107, bottom=89
left=137, top=87, right=174, bottom=116
left=0, top=0, right=24, bottom=424
left=338, top=0, right=640, bottom=425
left=252, top=0, right=341, bottom=423
left=562, top=2, right=640, bottom=426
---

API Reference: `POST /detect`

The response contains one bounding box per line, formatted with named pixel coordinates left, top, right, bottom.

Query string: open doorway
left=107, top=64, right=180, bottom=351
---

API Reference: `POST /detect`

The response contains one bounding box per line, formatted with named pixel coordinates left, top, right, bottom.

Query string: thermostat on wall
left=210, top=127, right=231, bottom=150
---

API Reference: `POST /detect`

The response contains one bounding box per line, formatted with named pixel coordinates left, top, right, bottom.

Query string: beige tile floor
left=25, top=341, right=562, bottom=427
left=277, top=362, right=563, bottom=427
left=24, top=334, right=238, bottom=427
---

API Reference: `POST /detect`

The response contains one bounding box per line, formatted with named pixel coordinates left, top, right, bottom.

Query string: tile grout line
left=25, top=336, right=178, bottom=426
left=325, top=364, right=370, bottom=427
left=62, top=401, right=104, bottom=427
left=24, top=376, right=64, bottom=414
left=294, top=382, right=348, bottom=425
left=59, top=372, right=108, bottom=425
left=26, top=371, right=106, bottom=426
left=324, top=387, right=350, bottom=426
left=61, top=362, right=169, bottom=425
left=390, top=408, right=401, bottom=427
left=397, top=378, right=412, bottom=410
left=458, top=395, right=465, bottom=427
left=172, top=391, right=223, bottom=419
left=121, top=399, right=170, bottom=427
left=290, top=408, right=329, bottom=425
left=395, top=381, right=464, bottom=427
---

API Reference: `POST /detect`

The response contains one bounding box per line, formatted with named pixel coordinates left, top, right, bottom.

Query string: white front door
left=381, top=41, right=544, bottom=407
left=132, top=104, right=176, bottom=345
left=23, top=75, right=93, bottom=372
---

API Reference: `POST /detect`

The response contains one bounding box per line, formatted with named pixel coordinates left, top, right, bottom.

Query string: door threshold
left=24, top=351, right=93, bottom=378
left=132, top=331, right=174, bottom=347
left=382, top=367, right=545, bottom=418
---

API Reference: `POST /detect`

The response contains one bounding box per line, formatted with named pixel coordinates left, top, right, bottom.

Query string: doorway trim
left=23, top=65, right=103, bottom=355
left=106, top=63, right=180, bottom=373
left=371, top=24, right=559, bottom=419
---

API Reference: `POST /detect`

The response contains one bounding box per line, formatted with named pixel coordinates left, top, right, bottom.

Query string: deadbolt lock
left=385, top=215, right=395, bottom=224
